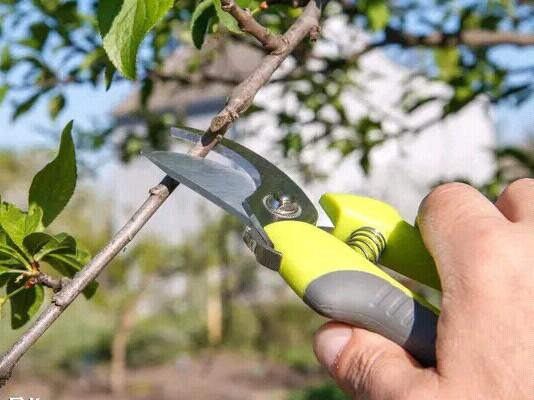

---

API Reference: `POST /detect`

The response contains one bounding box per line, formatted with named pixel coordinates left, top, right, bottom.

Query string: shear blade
left=169, top=127, right=318, bottom=228
left=145, top=151, right=256, bottom=224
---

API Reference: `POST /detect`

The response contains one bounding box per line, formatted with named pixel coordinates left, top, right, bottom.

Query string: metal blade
left=169, top=127, right=318, bottom=227
left=145, top=151, right=256, bottom=225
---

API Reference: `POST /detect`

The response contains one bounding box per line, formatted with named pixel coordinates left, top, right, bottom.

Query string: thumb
left=314, top=322, right=437, bottom=400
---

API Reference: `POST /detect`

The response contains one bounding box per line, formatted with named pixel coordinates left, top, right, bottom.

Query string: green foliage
left=288, top=382, right=350, bottom=400
left=98, top=0, right=176, bottom=79
left=0, top=122, right=95, bottom=329
left=0, top=0, right=531, bottom=187
left=191, top=0, right=217, bottom=49
left=7, top=279, right=44, bottom=329
left=48, top=93, right=66, bottom=120
left=29, top=121, right=77, bottom=227
left=213, top=0, right=240, bottom=34
left=434, top=48, right=461, bottom=81
left=359, top=0, right=390, bottom=31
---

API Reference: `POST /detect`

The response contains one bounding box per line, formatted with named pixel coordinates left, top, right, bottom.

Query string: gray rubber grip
left=303, top=270, right=437, bottom=366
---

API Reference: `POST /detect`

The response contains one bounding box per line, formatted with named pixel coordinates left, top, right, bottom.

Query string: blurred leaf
left=434, top=48, right=461, bottom=80
left=98, top=0, right=175, bottom=80
left=48, top=93, right=66, bottom=120
left=0, top=85, right=8, bottom=106
left=0, top=46, right=12, bottom=71
left=7, top=280, right=44, bottom=329
left=213, top=0, right=241, bottom=33
left=20, top=22, right=50, bottom=49
left=288, top=382, right=350, bottom=400
left=140, top=78, right=153, bottom=108
left=191, top=0, right=216, bottom=49
left=29, top=121, right=77, bottom=227
left=105, top=61, right=116, bottom=91
left=12, top=92, right=41, bottom=121
left=366, top=0, right=390, bottom=31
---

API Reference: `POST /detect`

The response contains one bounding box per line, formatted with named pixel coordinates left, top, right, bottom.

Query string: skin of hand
left=314, top=179, right=534, bottom=400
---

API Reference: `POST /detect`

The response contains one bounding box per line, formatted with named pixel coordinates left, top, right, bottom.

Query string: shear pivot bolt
left=263, top=192, right=302, bottom=219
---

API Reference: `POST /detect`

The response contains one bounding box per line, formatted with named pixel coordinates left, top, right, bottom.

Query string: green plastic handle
left=265, top=220, right=438, bottom=366
left=320, top=193, right=441, bottom=291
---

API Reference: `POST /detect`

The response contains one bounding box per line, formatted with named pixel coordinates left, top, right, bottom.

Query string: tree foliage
left=0, top=121, right=96, bottom=329
left=0, top=0, right=531, bottom=177
left=0, top=0, right=532, bottom=325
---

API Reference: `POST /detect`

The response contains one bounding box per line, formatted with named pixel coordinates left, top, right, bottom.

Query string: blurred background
left=0, top=0, right=533, bottom=398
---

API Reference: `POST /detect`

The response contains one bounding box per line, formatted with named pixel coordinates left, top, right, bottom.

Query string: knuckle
left=419, top=182, right=473, bottom=217
left=503, top=178, right=534, bottom=197
left=336, top=335, right=383, bottom=395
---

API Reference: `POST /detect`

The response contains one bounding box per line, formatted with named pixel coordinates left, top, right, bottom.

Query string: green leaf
left=105, top=61, right=116, bottom=91
left=191, top=0, right=216, bottom=49
left=12, top=92, right=41, bottom=121
left=44, top=252, right=98, bottom=299
left=48, top=93, right=66, bottom=120
left=7, top=280, right=44, bottom=329
left=0, top=46, right=12, bottom=72
left=366, top=0, right=390, bottom=31
left=0, top=202, right=43, bottom=255
left=213, top=0, right=241, bottom=34
left=0, top=84, right=8, bottom=106
left=29, top=232, right=76, bottom=260
left=434, top=48, right=461, bottom=81
left=0, top=266, right=17, bottom=275
left=20, top=22, right=50, bottom=49
left=98, top=0, right=175, bottom=80
left=23, top=232, right=54, bottom=256
left=29, top=121, right=77, bottom=227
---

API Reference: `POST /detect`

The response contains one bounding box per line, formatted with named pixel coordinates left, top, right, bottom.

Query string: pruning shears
left=146, top=127, right=441, bottom=367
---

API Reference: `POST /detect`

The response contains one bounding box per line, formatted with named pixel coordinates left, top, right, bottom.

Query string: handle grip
left=304, top=270, right=437, bottom=366
left=265, top=221, right=438, bottom=367
left=320, top=194, right=441, bottom=291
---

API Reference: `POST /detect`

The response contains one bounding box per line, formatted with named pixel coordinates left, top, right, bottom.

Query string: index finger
left=416, top=183, right=507, bottom=280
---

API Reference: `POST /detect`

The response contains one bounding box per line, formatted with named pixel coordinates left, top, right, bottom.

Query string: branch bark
left=385, top=27, right=534, bottom=48
left=222, top=0, right=286, bottom=51
left=193, top=0, right=322, bottom=156
left=0, top=0, right=324, bottom=387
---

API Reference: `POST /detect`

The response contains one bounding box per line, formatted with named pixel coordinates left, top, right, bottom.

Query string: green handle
left=320, top=194, right=441, bottom=291
left=265, top=221, right=438, bottom=367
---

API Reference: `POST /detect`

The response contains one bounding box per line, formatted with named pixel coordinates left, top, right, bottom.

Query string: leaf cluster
left=0, top=122, right=96, bottom=329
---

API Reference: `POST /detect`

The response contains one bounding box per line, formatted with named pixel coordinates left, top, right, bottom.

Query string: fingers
left=495, top=178, right=534, bottom=225
left=314, top=322, right=437, bottom=400
left=416, top=183, right=506, bottom=279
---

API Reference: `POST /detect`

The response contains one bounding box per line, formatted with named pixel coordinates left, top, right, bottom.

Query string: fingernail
left=314, top=324, right=352, bottom=373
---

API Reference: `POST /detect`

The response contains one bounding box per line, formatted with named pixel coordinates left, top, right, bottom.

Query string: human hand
left=314, top=179, right=534, bottom=399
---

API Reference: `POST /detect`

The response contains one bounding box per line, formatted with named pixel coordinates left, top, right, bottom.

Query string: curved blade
left=145, top=151, right=256, bottom=224
left=169, top=127, right=318, bottom=228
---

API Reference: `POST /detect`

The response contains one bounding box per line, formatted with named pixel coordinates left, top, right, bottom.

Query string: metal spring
left=346, top=226, right=386, bottom=264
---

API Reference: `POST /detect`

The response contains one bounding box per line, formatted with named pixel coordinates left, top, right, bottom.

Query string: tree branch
left=385, top=27, right=534, bottom=48
left=0, top=0, right=325, bottom=387
left=221, top=0, right=286, bottom=52
left=32, top=273, right=67, bottom=292
left=196, top=0, right=322, bottom=157
left=0, top=177, right=178, bottom=387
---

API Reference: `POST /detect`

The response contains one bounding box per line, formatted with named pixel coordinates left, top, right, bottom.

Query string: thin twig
left=0, top=176, right=178, bottom=386
left=385, top=27, right=534, bottom=48
left=0, top=0, right=325, bottom=387
left=32, top=273, right=67, bottom=292
left=193, top=0, right=322, bottom=158
left=222, top=0, right=286, bottom=52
